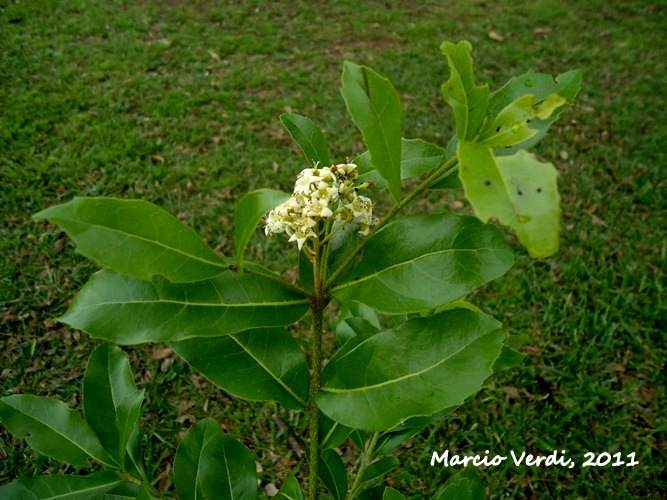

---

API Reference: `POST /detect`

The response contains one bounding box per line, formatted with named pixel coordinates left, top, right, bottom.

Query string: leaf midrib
left=63, top=217, right=227, bottom=270
left=331, top=247, right=496, bottom=292
left=7, top=400, right=113, bottom=467
left=75, top=298, right=310, bottom=308
left=321, top=329, right=498, bottom=394
left=231, top=335, right=307, bottom=408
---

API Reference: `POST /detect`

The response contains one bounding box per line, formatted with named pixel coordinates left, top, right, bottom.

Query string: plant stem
left=308, top=241, right=325, bottom=500
left=347, top=432, right=381, bottom=500
left=324, top=155, right=458, bottom=288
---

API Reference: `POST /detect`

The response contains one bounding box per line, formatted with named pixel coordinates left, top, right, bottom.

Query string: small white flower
left=265, top=162, right=374, bottom=250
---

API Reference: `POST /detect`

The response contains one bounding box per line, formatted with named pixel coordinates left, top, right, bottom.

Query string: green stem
left=324, top=155, right=458, bottom=288
left=308, top=241, right=325, bottom=500
left=348, top=432, right=381, bottom=500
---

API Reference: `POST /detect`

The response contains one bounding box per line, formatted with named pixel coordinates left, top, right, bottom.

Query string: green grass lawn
left=1, top=0, right=665, bottom=497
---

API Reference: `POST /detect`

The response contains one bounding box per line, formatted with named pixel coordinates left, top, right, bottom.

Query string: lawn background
left=1, top=0, right=665, bottom=497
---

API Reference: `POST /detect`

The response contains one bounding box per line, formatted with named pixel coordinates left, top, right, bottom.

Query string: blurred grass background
left=1, top=0, right=665, bottom=497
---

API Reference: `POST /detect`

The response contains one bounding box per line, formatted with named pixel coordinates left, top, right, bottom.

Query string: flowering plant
left=0, top=41, right=580, bottom=499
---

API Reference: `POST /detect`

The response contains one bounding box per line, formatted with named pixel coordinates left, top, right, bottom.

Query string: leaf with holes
left=458, top=141, right=561, bottom=257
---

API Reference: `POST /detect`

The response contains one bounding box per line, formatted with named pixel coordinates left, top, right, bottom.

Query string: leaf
left=84, top=344, right=144, bottom=464
left=359, top=456, right=400, bottom=485
left=356, top=138, right=446, bottom=188
left=171, top=327, right=309, bottom=410
left=123, top=423, right=146, bottom=480
left=341, top=61, right=403, bottom=202
left=382, top=488, right=406, bottom=500
left=457, top=141, right=561, bottom=257
left=333, top=301, right=381, bottom=346
left=320, top=413, right=353, bottom=450
left=486, top=69, right=582, bottom=151
left=33, top=197, right=227, bottom=283
left=274, top=473, right=305, bottom=500
left=331, top=213, right=514, bottom=314
left=374, top=406, right=458, bottom=457
left=174, top=418, right=220, bottom=500
left=440, top=41, right=489, bottom=141
left=199, top=433, right=259, bottom=500
left=234, top=189, right=291, bottom=271
left=432, top=470, right=486, bottom=500
left=358, top=486, right=406, bottom=500
left=0, top=471, right=127, bottom=500
left=0, top=395, right=115, bottom=468
left=317, top=308, right=505, bottom=431
left=492, top=344, right=525, bottom=373
left=60, top=269, right=310, bottom=344
left=280, top=113, right=331, bottom=167
left=318, top=449, right=348, bottom=500
left=478, top=93, right=566, bottom=148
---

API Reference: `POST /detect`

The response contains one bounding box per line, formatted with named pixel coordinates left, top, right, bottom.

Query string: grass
left=1, top=0, right=665, bottom=497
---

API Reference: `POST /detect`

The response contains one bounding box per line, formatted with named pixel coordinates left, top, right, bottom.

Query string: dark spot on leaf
left=526, top=119, right=532, bottom=123
left=484, top=180, right=492, bottom=186
left=537, top=187, right=542, bottom=193
left=496, top=126, right=501, bottom=132
left=517, top=189, right=523, bottom=196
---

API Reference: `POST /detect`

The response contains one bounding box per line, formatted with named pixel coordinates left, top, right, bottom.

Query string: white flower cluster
left=265, top=163, right=373, bottom=250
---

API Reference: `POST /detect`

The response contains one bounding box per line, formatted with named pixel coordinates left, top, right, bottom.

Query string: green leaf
left=332, top=213, right=514, bottom=314
left=478, top=93, right=566, bottom=148
left=33, top=197, right=227, bottom=283
left=0, top=471, right=127, bottom=500
left=60, top=269, right=309, bottom=344
left=123, top=423, right=146, bottom=480
left=440, top=41, right=489, bottom=141
left=0, top=395, right=115, bottom=468
left=318, top=449, right=348, bottom=500
left=320, top=413, right=353, bottom=450
left=341, top=61, right=402, bottom=202
left=432, top=470, right=486, bottom=500
left=333, top=301, right=381, bottom=346
left=492, top=344, right=526, bottom=373
left=374, top=406, right=458, bottom=457
left=457, top=141, right=561, bottom=257
left=84, top=344, right=144, bottom=464
left=199, top=433, right=259, bottom=500
left=317, top=308, right=505, bottom=431
left=234, top=189, right=291, bottom=271
left=358, top=486, right=405, bottom=500
left=171, top=327, right=309, bottom=410
left=486, top=69, right=582, bottom=151
left=174, top=418, right=220, bottom=500
left=359, top=456, right=400, bottom=485
left=280, top=113, right=331, bottom=167
left=356, top=138, right=446, bottom=188
left=274, top=473, right=305, bottom=500
left=383, top=488, right=406, bottom=500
